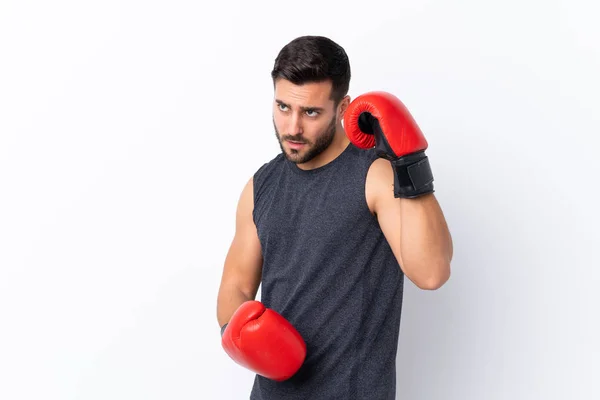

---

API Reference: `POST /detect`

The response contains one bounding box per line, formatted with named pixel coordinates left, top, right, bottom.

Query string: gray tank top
left=250, top=143, right=404, bottom=400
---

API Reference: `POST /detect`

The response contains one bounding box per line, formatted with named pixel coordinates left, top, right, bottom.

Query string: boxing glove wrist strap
left=220, top=323, right=228, bottom=337
left=391, top=151, right=434, bottom=198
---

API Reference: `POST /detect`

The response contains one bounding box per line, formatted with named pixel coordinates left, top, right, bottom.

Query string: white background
left=1, top=1, right=599, bottom=399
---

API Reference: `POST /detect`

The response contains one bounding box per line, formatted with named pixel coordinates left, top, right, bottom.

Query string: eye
left=305, top=110, right=319, bottom=117
left=278, top=103, right=289, bottom=112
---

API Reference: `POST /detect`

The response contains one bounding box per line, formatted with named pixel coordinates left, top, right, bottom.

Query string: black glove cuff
left=391, top=151, right=434, bottom=198
left=220, top=323, right=228, bottom=337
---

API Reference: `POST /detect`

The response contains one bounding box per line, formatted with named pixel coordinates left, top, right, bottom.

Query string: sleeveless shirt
left=250, top=143, right=404, bottom=400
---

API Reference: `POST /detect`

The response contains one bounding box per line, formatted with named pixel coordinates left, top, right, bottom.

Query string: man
left=216, top=35, right=453, bottom=399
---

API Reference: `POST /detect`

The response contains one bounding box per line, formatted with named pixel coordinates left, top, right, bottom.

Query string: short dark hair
left=271, top=35, right=351, bottom=105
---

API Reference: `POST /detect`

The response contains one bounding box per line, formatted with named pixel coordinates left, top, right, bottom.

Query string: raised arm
left=345, top=91, right=452, bottom=290
left=367, top=158, right=452, bottom=289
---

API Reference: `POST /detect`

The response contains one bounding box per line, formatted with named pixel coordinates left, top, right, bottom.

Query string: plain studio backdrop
left=1, top=0, right=599, bottom=399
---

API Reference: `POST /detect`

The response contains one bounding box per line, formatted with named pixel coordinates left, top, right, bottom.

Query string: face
left=273, top=79, right=346, bottom=164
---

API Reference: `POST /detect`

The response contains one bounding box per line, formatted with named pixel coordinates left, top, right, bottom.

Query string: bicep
left=220, top=177, right=263, bottom=300
left=366, top=158, right=405, bottom=269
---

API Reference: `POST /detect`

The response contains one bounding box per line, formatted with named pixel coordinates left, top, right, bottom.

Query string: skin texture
left=216, top=78, right=452, bottom=329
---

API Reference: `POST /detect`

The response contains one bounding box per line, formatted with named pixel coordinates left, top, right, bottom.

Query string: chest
left=254, top=168, right=372, bottom=252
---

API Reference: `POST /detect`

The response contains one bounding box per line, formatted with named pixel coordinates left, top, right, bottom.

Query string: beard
left=273, top=116, right=337, bottom=164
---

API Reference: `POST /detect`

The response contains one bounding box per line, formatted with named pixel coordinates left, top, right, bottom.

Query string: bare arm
left=216, top=176, right=263, bottom=328
left=366, top=158, right=453, bottom=290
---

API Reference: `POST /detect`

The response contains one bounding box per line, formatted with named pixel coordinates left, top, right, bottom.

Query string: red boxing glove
left=344, top=91, right=434, bottom=198
left=221, top=301, right=306, bottom=381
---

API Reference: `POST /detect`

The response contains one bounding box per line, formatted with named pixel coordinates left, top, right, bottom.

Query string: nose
left=288, top=112, right=303, bottom=136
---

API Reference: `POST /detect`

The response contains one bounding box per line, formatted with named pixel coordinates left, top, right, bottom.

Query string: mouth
left=287, top=140, right=306, bottom=150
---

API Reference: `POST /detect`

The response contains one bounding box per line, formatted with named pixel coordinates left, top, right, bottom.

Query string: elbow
left=413, top=261, right=451, bottom=290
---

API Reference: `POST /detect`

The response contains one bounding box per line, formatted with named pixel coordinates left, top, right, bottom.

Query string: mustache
left=282, top=135, right=308, bottom=144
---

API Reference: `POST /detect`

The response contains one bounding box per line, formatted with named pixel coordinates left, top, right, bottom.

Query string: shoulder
left=341, top=144, right=393, bottom=214
left=253, top=152, right=285, bottom=182
left=248, top=152, right=285, bottom=218
left=236, top=153, right=283, bottom=207
left=367, top=157, right=393, bottom=178
left=365, top=157, right=394, bottom=214
left=345, top=143, right=378, bottom=164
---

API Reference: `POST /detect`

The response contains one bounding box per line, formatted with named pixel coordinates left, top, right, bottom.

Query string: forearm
left=217, top=284, right=253, bottom=328
left=399, top=193, right=452, bottom=289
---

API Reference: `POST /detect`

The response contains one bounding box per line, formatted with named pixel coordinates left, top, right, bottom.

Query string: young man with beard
left=216, top=35, right=453, bottom=399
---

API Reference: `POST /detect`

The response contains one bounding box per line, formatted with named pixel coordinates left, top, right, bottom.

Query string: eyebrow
left=275, top=99, right=325, bottom=112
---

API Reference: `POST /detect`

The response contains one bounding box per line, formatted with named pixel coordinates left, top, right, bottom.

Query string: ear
left=338, top=95, right=351, bottom=121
